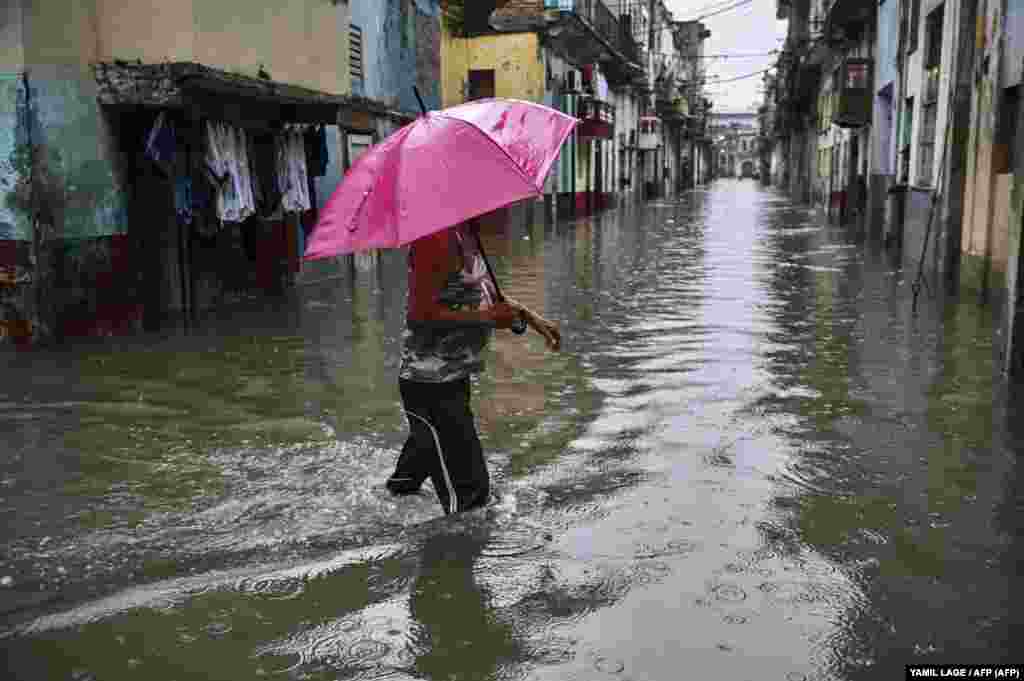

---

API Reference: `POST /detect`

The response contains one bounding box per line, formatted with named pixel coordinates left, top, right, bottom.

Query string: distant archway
left=741, top=160, right=755, bottom=178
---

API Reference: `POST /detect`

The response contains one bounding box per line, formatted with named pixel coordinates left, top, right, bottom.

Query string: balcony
left=540, top=0, right=645, bottom=84
left=832, top=57, right=872, bottom=128
left=822, top=0, right=875, bottom=41
left=577, top=96, right=615, bottom=139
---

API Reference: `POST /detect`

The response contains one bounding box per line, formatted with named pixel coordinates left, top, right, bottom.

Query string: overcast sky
left=665, top=0, right=788, bottom=113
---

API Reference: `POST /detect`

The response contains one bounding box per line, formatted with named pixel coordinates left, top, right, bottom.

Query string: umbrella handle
left=413, top=86, right=428, bottom=116
left=474, top=230, right=528, bottom=335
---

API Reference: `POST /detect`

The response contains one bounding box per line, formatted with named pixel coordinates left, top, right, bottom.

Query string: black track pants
left=391, top=377, right=490, bottom=515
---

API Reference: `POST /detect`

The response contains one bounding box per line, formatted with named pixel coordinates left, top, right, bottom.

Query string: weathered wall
left=900, top=186, right=939, bottom=273
left=442, top=31, right=544, bottom=104
left=414, top=1, right=442, bottom=112
left=16, top=0, right=129, bottom=243
left=352, top=0, right=439, bottom=113
left=0, top=1, right=136, bottom=344
left=92, top=0, right=349, bottom=96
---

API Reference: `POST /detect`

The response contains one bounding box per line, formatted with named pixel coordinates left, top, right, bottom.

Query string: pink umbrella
left=303, top=97, right=578, bottom=260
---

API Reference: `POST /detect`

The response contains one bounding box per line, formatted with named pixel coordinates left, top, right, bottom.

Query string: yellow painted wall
left=89, top=0, right=349, bottom=95
left=442, top=30, right=544, bottom=107
left=967, top=140, right=995, bottom=260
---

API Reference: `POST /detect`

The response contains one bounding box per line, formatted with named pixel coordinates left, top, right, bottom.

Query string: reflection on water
left=2, top=182, right=1023, bottom=679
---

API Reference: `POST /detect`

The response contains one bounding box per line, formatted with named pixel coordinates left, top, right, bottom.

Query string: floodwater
left=2, top=179, right=1022, bottom=680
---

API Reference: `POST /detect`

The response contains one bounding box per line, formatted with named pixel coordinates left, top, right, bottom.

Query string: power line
left=685, top=0, right=750, bottom=16
left=653, top=50, right=778, bottom=61
left=697, top=67, right=774, bottom=89
left=699, top=51, right=778, bottom=58
left=688, top=0, right=756, bottom=22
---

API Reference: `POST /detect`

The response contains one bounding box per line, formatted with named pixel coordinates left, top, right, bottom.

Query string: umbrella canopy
left=303, top=98, right=577, bottom=260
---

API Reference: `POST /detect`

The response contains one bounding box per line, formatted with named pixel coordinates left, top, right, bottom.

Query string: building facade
left=442, top=0, right=709, bottom=219
left=768, top=0, right=1024, bottom=379
left=0, top=0, right=450, bottom=347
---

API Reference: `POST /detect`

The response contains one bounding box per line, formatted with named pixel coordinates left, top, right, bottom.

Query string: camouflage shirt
left=399, top=225, right=496, bottom=383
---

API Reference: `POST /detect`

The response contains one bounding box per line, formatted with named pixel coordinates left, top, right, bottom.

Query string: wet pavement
left=2, top=179, right=1022, bottom=680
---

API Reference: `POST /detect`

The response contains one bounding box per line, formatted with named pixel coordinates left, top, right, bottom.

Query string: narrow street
left=2, top=179, right=1021, bottom=679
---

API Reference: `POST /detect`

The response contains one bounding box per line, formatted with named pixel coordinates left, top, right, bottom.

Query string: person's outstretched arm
left=505, top=298, right=561, bottom=351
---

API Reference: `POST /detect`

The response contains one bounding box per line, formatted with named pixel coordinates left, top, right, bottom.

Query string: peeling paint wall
left=351, top=0, right=440, bottom=113
left=442, top=31, right=544, bottom=105
left=1, top=2, right=137, bottom=344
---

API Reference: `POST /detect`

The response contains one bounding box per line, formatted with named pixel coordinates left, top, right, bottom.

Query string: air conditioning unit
left=564, top=70, right=582, bottom=93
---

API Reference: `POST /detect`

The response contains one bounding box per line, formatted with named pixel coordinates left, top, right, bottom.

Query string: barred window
left=350, top=24, right=363, bottom=96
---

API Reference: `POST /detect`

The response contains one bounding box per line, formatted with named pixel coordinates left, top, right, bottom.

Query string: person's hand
left=529, top=313, right=561, bottom=351
left=506, top=299, right=560, bottom=351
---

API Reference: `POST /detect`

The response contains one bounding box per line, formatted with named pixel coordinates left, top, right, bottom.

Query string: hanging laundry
left=305, top=125, right=329, bottom=178
left=232, top=125, right=256, bottom=220
left=204, top=121, right=256, bottom=223
left=276, top=131, right=311, bottom=213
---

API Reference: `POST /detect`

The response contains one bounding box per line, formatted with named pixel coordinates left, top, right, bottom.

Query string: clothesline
left=145, top=113, right=328, bottom=227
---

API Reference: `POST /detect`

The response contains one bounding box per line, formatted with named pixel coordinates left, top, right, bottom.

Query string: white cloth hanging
left=276, top=131, right=310, bottom=213
left=204, top=121, right=257, bottom=223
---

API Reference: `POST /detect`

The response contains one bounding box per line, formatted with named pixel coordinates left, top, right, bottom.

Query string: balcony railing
left=545, top=0, right=641, bottom=66
left=579, top=96, right=615, bottom=125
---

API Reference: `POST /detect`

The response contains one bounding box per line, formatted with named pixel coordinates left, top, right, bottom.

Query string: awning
left=93, top=61, right=409, bottom=126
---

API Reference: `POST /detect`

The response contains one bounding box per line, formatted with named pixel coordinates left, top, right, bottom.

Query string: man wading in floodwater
left=385, top=217, right=561, bottom=514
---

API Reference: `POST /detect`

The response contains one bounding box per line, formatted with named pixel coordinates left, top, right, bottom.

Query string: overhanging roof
left=93, top=62, right=410, bottom=125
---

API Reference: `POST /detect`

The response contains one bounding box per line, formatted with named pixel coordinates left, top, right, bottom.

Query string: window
left=468, top=69, right=495, bottom=100
left=908, top=0, right=921, bottom=54
left=350, top=24, right=363, bottom=96
left=917, top=5, right=943, bottom=185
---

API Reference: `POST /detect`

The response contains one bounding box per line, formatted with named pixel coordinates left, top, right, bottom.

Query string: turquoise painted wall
left=2, top=67, right=128, bottom=242
left=0, top=73, right=27, bottom=240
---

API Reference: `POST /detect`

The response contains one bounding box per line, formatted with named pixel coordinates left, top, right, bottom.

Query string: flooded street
left=2, top=179, right=1022, bottom=680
